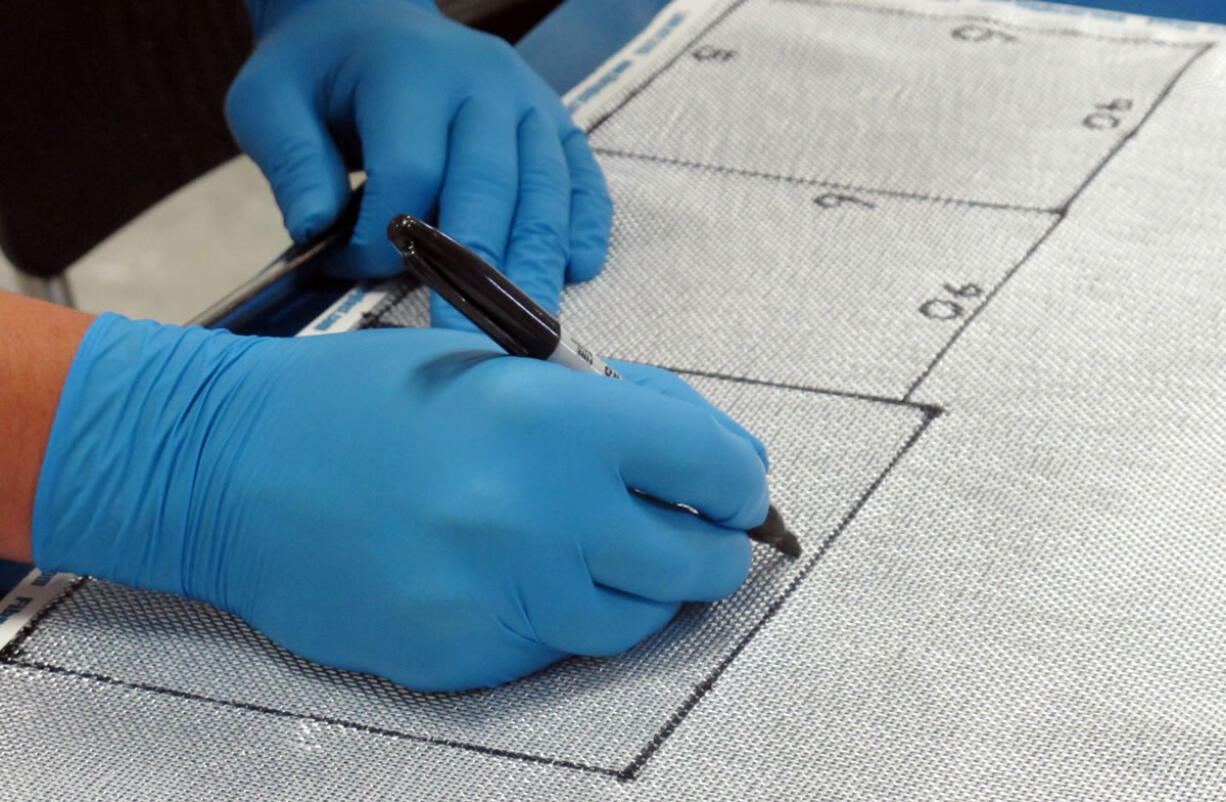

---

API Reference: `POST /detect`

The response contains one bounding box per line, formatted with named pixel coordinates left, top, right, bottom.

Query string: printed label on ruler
left=0, top=570, right=77, bottom=651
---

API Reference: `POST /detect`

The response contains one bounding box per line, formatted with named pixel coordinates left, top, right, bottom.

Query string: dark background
left=0, top=0, right=561, bottom=280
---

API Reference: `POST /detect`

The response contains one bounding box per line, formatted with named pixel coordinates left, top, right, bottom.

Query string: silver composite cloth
left=3, top=0, right=1226, bottom=798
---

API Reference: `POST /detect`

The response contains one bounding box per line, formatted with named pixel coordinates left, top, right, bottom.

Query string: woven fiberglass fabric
left=3, top=0, right=1226, bottom=799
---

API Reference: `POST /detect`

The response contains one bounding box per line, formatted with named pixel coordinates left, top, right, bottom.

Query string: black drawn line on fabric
left=1060, top=43, right=1213, bottom=209
left=2, top=399, right=937, bottom=781
left=0, top=576, right=86, bottom=664
left=903, top=41, right=1214, bottom=401
left=585, top=0, right=1204, bottom=142
left=658, top=363, right=943, bottom=415
left=4, top=3, right=1209, bottom=783
left=3, top=658, right=626, bottom=780
left=618, top=407, right=940, bottom=781
left=814, top=192, right=876, bottom=210
left=593, top=148, right=1061, bottom=215
left=904, top=212, right=1062, bottom=399
left=357, top=276, right=423, bottom=329
left=2, top=400, right=939, bottom=781
left=586, top=0, right=753, bottom=135
left=777, top=0, right=1210, bottom=48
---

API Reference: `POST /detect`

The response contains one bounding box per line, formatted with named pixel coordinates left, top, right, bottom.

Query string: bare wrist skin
left=0, top=291, right=94, bottom=562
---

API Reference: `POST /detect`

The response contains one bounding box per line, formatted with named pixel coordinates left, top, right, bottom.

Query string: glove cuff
left=32, top=314, right=262, bottom=600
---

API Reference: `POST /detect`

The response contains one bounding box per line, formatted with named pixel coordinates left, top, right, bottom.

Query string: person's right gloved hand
left=32, top=315, right=770, bottom=691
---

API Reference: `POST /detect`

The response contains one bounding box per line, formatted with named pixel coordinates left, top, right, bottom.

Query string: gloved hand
left=227, top=0, right=613, bottom=329
left=33, top=315, right=770, bottom=691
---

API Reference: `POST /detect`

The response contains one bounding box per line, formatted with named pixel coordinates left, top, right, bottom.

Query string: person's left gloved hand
left=227, top=0, right=614, bottom=329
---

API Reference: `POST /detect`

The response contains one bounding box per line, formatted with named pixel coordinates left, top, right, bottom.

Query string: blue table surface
left=0, top=0, right=1221, bottom=598
left=1070, top=0, right=1224, bottom=23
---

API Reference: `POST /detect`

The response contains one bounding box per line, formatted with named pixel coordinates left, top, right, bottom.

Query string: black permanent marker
left=386, top=215, right=801, bottom=559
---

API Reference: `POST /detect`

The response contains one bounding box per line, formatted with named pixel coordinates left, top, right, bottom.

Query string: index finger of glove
left=581, top=494, right=752, bottom=603
left=559, top=127, right=612, bottom=283
left=431, top=95, right=520, bottom=330
left=501, top=108, right=571, bottom=316
left=345, top=83, right=451, bottom=277
left=436, top=96, right=519, bottom=271
left=610, top=360, right=770, bottom=472
left=599, top=382, right=770, bottom=531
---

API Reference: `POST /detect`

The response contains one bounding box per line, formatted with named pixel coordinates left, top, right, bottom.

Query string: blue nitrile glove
left=33, top=315, right=769, bottom=691
left=227, top=0, right=614, bottom=329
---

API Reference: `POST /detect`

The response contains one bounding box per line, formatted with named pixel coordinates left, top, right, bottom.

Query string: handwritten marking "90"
left=951, top=24, right=1017, bottom=43
left=1083, top=98, right=1133, bottom=130
left=920, top=283, right=983, bottom=320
